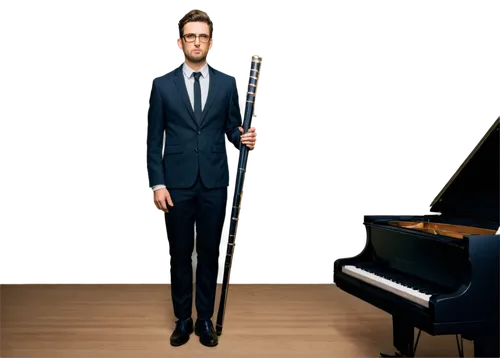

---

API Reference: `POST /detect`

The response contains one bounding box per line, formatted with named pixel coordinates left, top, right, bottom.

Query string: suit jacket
left=146, top=63, right=242, bottom=189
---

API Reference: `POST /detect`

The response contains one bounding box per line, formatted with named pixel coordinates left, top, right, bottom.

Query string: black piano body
left=334, top=215, right=500, bottom=356
left=334, top=118, right=499, bottom=357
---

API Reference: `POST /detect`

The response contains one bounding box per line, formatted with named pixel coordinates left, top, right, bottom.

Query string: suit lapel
left=199, top=65, right=219, bottom=126
left=172, top=65, right=198, bottom=127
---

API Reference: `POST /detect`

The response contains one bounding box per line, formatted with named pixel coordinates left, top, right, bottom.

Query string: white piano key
left=341, top=265, right=431, bottom=308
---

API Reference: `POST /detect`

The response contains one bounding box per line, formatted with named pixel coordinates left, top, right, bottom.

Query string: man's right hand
left=154, top=188, right=174, bottom=212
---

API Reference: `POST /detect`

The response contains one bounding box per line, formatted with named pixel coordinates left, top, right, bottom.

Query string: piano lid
left=429, top=117, right=499, bottom=227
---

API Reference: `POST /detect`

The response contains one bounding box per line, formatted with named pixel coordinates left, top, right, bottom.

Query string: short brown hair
left=178, top=9, right=213, bottom=38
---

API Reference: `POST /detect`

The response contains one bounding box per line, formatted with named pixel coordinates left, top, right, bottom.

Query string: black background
left=1, top=2, right=498, bottom=280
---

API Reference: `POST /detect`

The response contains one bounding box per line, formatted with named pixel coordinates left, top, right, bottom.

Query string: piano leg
left=473, top=329, right=499, bottom=358
left=380, top=316, right=415, bottom=357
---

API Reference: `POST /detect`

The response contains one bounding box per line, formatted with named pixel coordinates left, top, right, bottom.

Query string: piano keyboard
left=341, top=265, right=432, bottom=308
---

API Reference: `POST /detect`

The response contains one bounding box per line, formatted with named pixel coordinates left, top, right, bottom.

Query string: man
left=146, top=9, right=257, bottom=347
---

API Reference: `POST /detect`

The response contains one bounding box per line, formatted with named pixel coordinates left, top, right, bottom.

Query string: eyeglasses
left=183, top=33, right=211, bottom=43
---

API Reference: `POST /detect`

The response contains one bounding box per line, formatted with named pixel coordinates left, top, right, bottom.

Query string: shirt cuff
left=152, top=185, right=166, bottom=191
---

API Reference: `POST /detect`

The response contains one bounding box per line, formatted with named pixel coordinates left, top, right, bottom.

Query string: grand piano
left=334, top=117, right=499, bottom=357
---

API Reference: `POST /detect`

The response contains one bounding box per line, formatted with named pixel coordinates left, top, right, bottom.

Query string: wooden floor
left=1, top=284, right=473, bottom=357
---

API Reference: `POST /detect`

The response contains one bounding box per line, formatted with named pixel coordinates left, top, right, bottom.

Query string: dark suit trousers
left=164, top=174, right=227, bottom=320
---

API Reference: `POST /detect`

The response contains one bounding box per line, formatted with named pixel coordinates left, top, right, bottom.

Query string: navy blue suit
left=146, top=63, right=242, bottom=320
left=147, top=63, right=242, bottom=189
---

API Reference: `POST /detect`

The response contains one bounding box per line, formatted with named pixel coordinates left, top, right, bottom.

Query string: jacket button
left=197, top=131, right=201, bottom=135
left=194, top=148, right=198, bottom=152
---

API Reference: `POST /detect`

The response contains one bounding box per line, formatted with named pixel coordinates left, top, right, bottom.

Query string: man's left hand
left=238, top=127, right=257, bottom=150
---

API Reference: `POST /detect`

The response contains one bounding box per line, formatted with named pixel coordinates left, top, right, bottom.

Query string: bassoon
left=216, top=55, right=263, bottom=336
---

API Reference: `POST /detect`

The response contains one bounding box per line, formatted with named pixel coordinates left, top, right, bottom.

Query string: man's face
left=177, top=21, right=212, bottom=64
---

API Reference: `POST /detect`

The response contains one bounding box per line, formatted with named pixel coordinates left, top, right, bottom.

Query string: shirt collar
left=183, top=62, right=209, bottom=79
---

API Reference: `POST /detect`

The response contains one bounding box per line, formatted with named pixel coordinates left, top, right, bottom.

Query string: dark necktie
left=193, top=72, right=202, bottom=123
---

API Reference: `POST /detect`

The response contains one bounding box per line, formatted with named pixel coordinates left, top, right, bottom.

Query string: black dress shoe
left=194, top=319, right=218, bottom=347
left=170, top=318, right=193, bottom=346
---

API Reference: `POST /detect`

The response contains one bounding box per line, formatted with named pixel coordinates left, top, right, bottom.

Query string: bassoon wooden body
left=216, top=55, right=262, bottom=336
